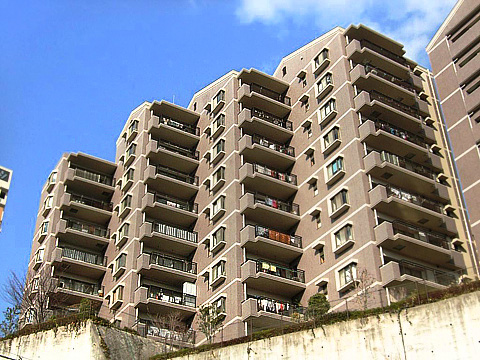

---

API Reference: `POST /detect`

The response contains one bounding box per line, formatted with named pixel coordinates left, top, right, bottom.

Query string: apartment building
left=27, top=24, right=478, bottom=345
left=427, top=0, right=480, bottom=258
left=0, top=165, right=12, bottom=232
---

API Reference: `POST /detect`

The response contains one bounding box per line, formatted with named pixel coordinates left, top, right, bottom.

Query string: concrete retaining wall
left=170, top=291, right=480, bottom=360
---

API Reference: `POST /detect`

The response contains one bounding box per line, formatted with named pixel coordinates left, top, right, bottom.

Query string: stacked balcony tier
left=134, top=285, right=196, bottom=319
left=140, top=221, right=197, bottom=257
left=136, top=252, right=197, bottom=284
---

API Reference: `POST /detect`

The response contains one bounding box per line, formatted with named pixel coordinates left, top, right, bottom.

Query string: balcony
left=147, top=139, right=199, bottom=174
left=55, top=277, right=103, bottom=305
left=240, top=225, right=302, bottom=263
left=139, top=221, right=197, bottom=257
left=135, top=320, right=195, bottom=347
left=375, top=221, right=464, bottom=270
left=142, top=192, right=198, bottom=227
left=359, top=119, right=430, bottom=161
left=239, top=134, right=295, bottom=171
left=144, top=165, right=198, bottom=199
left=55, top=218, right=110, bottom=248
left=242, top=296, right=296, bottom=329
left=136, top=252, right=197, bottom=284
left=369, top=184, right=454, bottom=233
left=240, top=192, right=300, bottom=232
left=148, top=115, right=200, bottom=149
left=346, top=38, right=410, bottom=77
left=363, top=151, right=438, bottom=195
left=238, top=83, right=291, bottom=118
left=238, top=108, right=293, bottom=143
left=380, top=260, right=458, bottom=291
left=355, top=91, right=424, bottom=131
left=65, top=167, right=114, bottom=198
left=134, top=285, right=196, bottom=319
left=239, top=163, right=297, bottom=199
left=60, top=192, right=112, bottom=223
left=52, top=247, right=106, bottom=279
left=351, top=64, right=417, bottom=103
left=241, top=259, right=306, bottom=297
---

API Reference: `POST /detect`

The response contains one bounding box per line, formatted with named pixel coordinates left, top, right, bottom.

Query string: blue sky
left=0, top=0, right=455, bottom=321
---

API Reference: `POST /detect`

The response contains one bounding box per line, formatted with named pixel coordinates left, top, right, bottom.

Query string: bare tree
left=354, top=267, right=376, bottom=312
left=197, top=303, right=223, bottom=344
left=147, top=310, right=191, bottom=346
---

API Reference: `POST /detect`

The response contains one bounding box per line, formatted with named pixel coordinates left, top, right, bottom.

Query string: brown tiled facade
left=27, top=24, right=478, bottom=345
left=427, top=0, right=480, bottom=261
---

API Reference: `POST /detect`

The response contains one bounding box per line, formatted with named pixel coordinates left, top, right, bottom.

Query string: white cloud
left=236, top=0, right=456, bottom=64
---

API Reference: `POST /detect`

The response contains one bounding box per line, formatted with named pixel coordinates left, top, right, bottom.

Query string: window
left=315, top=213, right=321, bottom=229
left=120, top=195, right=132, bottom=213
left=380, top=150, right=400, bottom=166
left=320, top=99, right=336, bottom=120
left=44, top=195, right=53, bottom=209
left=339, top=263, right=356, bottom=288
left=212, top=227, right=225, bottom=249
left=124, top=168, right=134, bottom=182
left=331, top=189, right=348, bottom=212
left=317, top=73, right=333, bottom=94
left=47, top=171, right=57, bottom=185
left=213, top=90, right=225, bottom=109
left=128, top=120, right=138, bottom=137
left=323, top=127, right=340, bottom=149
left=35, top=248, right=44, bottom=262
left=212, top=139, right=225, bottom=158
left=212, top=167, right=225, bottom=186
left=40, top=221, right=49, bottom=234
left=212, top=261, right=226, bottom=281
left=334, top=224, right=353, bottom=248
left=212, top=114, right=225, bottom=136
left=305, top=123, right=313, bottom=138
left=318, top=283, right=328, bottom=295
left=126, top=143, right=136, bottom=157
left=212, top=196, right=225, bottom=216
left=319, top=247, right=325, bottom=264
left=313, top=181, right=318, bottom=196
left=327, top=157, right=344, bottom=179
left=314, top=49, right=329, bottom=68
left=119, top=223, right=129, bottom=238
left=193, top=102, right=197, bottom=111
left=309, top=152, right=315, bottom=166
left=282, top=66, right=287, bottom=77
left=115, top=254, right=127, bottom=270
left=303, top=79, right=307, bottom=87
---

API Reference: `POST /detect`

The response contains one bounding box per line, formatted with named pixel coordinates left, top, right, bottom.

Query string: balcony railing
left=254, top=225, right=302, bottom=248
left=365, top=118, right=426, bottom=148
left=148, top=221, right=198, bottom=243
left=369, top=91, right=422, bottom=120
left=250, top=83, right=291, bottom=106
left=58, top=277, right=100, bottom=296
left=248, top=295, right=296, bottom=316
left=72, top=167, right=113, bottom=186
left=362, top=64, right=416, bottom=93
left=65, top=218, right=109, bottom=238
left=148, top=252, right=197, bottom=274
left=251, top=192, right=300, bottom=215
left=252, top=163, right=297, bottom=185
left=136, top=320, right=195, bottom=344
left=146, top=285, right=196, bottom=307
left=251, top=259, right=305, bottom=283
left=384, top=184, right=443, bottom=214
left=375, top=150, right=437, bottom=180
left=252, top=134, right=295, bottom=157
left=151, top=192, right=198, bottom=213
left=69, top=193, right=113, bottom=211
left=359, top=39, right=408, bottom=67
left=157, top=140, right=199, bottom=160
left=155, top=165, right=199, bottom=186
left=159, top=115, right=200, bottom=136
left=397, top=260, right=457, bottom=287
left=251, top=108, right=292, bottom=130
left=61, top=247, right=106, bottom=266
left=390, top=221, right=450, bottom=250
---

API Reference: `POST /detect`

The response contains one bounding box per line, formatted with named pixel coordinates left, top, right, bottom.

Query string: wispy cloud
left=235, top=0, right=456, bottom=65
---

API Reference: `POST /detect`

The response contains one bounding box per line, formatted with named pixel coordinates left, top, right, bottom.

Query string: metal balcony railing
left=61, top=247, right=106, bottom=266
left=250, top=83, right=291, bottom=106
left=369, top=91, right=422, bottom=120
left=151, top=192, right=198, bottom=213
left=72, top=167, right=113, bottom=186
left=362, top=64, right=416, bottom=93
left=159, top=116, right=200, bottom=136
left=397, top=260, right=457, bottom=286
left=146, top=285, right=196, bottom=307
left=374, top=150, right=437, bottom=180
left=359, top=39, right=408, bottom=67
left=65, top=218, right=109, bottom=238
left=148, top=221, right=198, bottom=243
left=157, top=140, right=199, bottom=160
left=248, top=295, right=296, bottom=316
left=250, top=108, right=292, bottom=130
left=57, top=277, right=100, bottom=296
left=155, top=165, right=199, bottom=186
left=135, top=319, right=195, bottom=344
left=384, top=184, right=443, bottom=214
left=252, top=134, right=295, bottom=157
left=254, top=225, right=302, bottom=248
left=148, top=252, right=197, bottom=274
left=69, top=193, right=113, bottom=211
left=365, top=118, right=426, bottom=148
left=251, top=259, right=305, bottom=283
left=390, top=221, right=450, bottom=250
left=252, top=163, right=297, bottom=185
left=250, top=192, right=300, bottom=215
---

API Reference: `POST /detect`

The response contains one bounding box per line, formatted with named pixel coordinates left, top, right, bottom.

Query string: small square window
left=282, top=66, right=287, bottom=77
